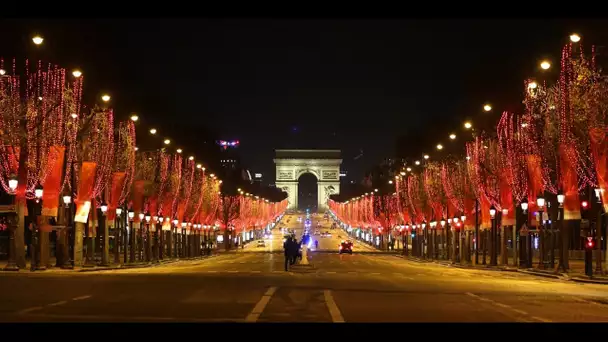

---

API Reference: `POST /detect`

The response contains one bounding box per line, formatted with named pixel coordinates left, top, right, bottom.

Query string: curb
left=1, top=255, right=218, bottom=274
left=570, top=276, right=608, bottom=284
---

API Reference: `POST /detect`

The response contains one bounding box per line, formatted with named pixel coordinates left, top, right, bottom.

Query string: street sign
left=520, top=224, right=529, bottom=236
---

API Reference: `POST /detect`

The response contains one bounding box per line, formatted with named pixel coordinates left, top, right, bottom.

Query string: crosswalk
left=198, top=269, right=421, bottom=277
left=216, top=260, right=379, bottom=265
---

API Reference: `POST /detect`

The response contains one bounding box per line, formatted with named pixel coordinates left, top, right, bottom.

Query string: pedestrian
left=284, top=236, right=292, bottom=271
left=290, top=238, right=300, bottom=265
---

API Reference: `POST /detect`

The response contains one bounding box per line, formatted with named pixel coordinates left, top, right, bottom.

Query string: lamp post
left=181, top=222, right=187, bottom=258
left=157, top=214, right=164, bottom=261
left=128, top=210, right=135, bottom=263
left=100, top=201, right=109, bottom=266
left=421, top=221, right=427, bottom=259
left=452, top=215, right=462, bottom=263
left=3, top=174, right=19, bottom=271
left=61, top=194, right=73, bottom=269
left=490, top=206, right=497, bottom=266
left=173, top=219, right=179, bottom=258
left=114, top=207, right=122, bottom=264
left=557, top=192, right=566, bottom=272
left=138, top=212, right=145, bottom=262
left=594, top=188, right=603, bottom=273
left=144, top=212, right=151, bottom=262
left=520, top=198, right=531, bottom=268
left=31, top=183, right=44, bottom=271
left=447, top=217, right=452, bottom=262
left=440, top=219, right=446, bottom=259
left=537, top=195, right=546, bottom=269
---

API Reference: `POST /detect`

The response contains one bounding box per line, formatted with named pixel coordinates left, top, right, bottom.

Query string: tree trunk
left=501, top=226, right=507, bottom=265
left=73, top=222, right=85, bottom=267
left=101, top=215, right=109, bottom=266
left=167, top=230, right=172, bottom=258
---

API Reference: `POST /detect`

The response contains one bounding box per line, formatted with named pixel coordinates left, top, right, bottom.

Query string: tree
left=219, top=194, right=240, bottom=250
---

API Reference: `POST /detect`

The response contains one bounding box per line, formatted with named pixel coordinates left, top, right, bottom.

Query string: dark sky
left=2, top=18, right=607, bottom=183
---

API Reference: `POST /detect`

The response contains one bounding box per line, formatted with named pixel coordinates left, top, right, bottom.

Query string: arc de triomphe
left=274, top=149, right=341, bottom=212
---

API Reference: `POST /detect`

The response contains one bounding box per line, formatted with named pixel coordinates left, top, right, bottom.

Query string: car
left=257, top=240, right=266, bottom=247
left=339, top=241, right=353, bottom=254
left=314, top=230, right=320, bottom=235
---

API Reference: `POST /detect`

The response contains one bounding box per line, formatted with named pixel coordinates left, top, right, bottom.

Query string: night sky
left=2, top=18, right=607, bottom=184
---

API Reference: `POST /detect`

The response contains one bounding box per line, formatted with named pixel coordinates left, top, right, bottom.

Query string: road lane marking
left=324, top=290, right=345, bottom=323
left=326, top=271, right=336, bottom=274
left=47, top=301, right=68, bottom=307
left=227, top=270, right=238, bottom=273
left=207, top=271, right=218, bottom=273
left=250, top=271, right=261, bottom=273
left=20, top=313, right=246, bottom=322
left=17, top=306, right=44, bottom=315
left=72, top=295, right=92, bottom=301
left=348, top=271, right=357, bottom=274
left=245, top=287, right=278, bottom=322
left=465, top=292, right=551, bottom=322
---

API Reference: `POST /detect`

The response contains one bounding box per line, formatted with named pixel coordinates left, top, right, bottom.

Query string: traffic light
left=586, top=237, right=595, bottom=249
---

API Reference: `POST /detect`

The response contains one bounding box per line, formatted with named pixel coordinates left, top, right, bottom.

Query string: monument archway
left=274, top=149, right=341, bottom=212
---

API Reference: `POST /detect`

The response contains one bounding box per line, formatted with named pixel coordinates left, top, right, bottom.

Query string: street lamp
left=464, top=122, right=472, bottom=129
left=570, top=33, right=581, bottom=43
left=520, top=199, right=529, bottom=214
left=62, top=195, right=71, bottom=207
left=0, top=68, right=6, bottom=76
left=483, top=104, right=492, bottom=112
left=100, top=201, right=108, bottom=215
left=460, top=214, right=466, bottom=222
left=406, top=167, right=412, bottom=172
left=138, top=212, right=144, bottom=222
left=128, top=210, right=135, bottom=220
left=144, top=212, right=151, bottom=223
left=540, top=60, right=551, bottom=70
left=101, top=94, right=111, bottom=102
left=536, top=196, right=545, bottom=211
left=415, top=160, right=421, bottom=165
left=72, top=70, right=82, bottom=78
left=594, top=188, right=604, bottom=202
left=388, top=180, right=393, bottom=184
left=557, top=192, right=565, bottom=207
left=32, top=35, right=44, bottom=45
left=164, top=139, right=170, bottom=145
left=149, top=128, right=157, bottom=135
left=176, top=149, right=183, bottom=154
left=423, top=154, right=429, bottom=160
left=489, top=205, right=497, bottom=266
left=116, top=207, right=122, bottom=216
left=130, top=114, right=139, bottom=122
left=34, top=183, right=44, bottom=199
left=436, top=144, right=443, bottom=150
left=449, top=134, right=456, bottom=140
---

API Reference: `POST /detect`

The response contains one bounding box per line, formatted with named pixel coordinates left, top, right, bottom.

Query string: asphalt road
left=2, top=213, right=608, bottom=322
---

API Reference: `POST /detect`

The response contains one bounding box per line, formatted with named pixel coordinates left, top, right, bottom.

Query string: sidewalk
left=396, top=253, right=608, bottom=284
left=0, top=254, right=217, bottom=274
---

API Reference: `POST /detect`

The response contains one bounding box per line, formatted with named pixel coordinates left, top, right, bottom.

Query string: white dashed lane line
left=465, top=292, right=551, bottom=322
